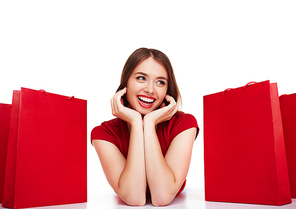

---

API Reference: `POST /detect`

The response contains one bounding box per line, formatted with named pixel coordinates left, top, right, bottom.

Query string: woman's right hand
left=111, top=87, right=142, bottom=125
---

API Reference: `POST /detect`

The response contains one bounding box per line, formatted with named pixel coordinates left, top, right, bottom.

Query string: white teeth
left=138, top=96, right=154, bottom=103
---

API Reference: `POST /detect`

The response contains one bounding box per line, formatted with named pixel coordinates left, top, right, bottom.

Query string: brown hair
left=116, top=47, right=182, bottom=108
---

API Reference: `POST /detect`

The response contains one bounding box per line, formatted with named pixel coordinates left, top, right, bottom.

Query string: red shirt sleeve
left=91, top=121, right=117, bottom=144
left=169, top=112, right=199, bottom=142
left=90, top=118, right=129, bottom=158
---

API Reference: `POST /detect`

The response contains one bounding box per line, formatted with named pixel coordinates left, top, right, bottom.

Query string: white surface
left=1, top=0, right=296, bottom=208
left=1, top=189, right=296, bottom=209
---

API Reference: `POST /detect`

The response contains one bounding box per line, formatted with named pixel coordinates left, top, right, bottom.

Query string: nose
left=144, top=81, right=155, bottom=94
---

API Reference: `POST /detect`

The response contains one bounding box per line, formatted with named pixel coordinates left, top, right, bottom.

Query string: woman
left=91, top=48, right=199, bottom=206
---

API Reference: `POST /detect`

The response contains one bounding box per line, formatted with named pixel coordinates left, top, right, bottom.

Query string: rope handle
left=279, top=94, right=287, bottom=98
left=223, top=81, right=258, bottom=95
left=223, top=88, right=233, bottom=95
left=39, top=89, right=48, bottom=96
left=243, top=81, right=257, bottom=90
left=39, top=89, right=74, bottom=100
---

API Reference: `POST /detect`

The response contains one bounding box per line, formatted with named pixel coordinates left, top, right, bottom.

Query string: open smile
left=137, top=95, right=156, bottom=108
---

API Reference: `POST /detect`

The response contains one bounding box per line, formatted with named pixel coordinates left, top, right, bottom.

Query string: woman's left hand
left=144, top=95, right=178, bottom=126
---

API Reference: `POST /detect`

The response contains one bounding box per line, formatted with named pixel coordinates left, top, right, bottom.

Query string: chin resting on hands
left=144, top=95, right=178, bottom=126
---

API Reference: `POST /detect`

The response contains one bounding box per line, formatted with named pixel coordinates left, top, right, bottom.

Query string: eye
left=136, top=76, right=146, bottom=81
left=156, top=80, right=166, bottom=86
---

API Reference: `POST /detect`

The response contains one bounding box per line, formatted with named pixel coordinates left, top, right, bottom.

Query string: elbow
left=151, top=194, right=174, bottom=207
left=122, top=193, right=146, bottom=206
left=116, top=181, right=146, bottom=206
left=152, top=199, right=172, bottom=207
left=125, top=198, right=146, bottom=206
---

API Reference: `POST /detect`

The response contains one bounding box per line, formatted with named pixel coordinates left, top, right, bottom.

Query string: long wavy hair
left=116, top=47, right=182, bottom=109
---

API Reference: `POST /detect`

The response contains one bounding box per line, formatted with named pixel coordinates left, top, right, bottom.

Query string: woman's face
left=126, top=57, right=168, bottom=115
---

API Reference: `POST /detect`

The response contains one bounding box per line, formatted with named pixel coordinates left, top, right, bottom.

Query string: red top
left=91, top=111, right=199, bottom=195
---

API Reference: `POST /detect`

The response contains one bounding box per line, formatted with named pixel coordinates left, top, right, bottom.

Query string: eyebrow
left=134, top=72, right=168, bottom=80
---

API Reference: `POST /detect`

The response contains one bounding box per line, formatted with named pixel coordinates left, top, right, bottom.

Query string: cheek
left=126, top=81, right=139, bottom=103
left=157, top=88, right=168, bottom=102
left=125, top=87, right=133, bottom=104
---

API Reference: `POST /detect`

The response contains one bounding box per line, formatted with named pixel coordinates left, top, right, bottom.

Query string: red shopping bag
left=204, top=80, right=291, bottom=205
left=2, top=88, right=87, bottom=208
left=280, top=93, right=296, bottom=198
left=0, top=103, right=11, bottom=202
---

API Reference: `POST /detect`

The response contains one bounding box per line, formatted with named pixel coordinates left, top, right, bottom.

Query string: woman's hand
left=144, top=95, right=178, bottom=126
left=111, top=88, right=142, bottom=125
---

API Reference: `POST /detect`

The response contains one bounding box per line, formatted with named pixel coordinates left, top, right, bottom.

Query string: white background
left=1, top=0, right=295, bottom=208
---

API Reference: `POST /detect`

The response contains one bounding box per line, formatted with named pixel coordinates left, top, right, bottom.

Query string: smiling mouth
left=137, top=96, right=156, bottom=108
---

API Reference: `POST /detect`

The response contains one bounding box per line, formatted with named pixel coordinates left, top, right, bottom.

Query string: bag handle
left=243, top=81, right=257, bottom=90
left=223, top=81, right=257, bottom=95
left=223, top=88, right=233, bottom=95
left=39, top=89, right=48, bottom=96
left=39, top=89, right=74, bottom=100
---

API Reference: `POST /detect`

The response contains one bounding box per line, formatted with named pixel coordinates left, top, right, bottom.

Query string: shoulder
left=91, top=118, right=129, bottom=158
left=91, top=118, right=122, bottom=140
left=170, top=111, right=198, bottom=128
left=161, top=111, right=199, bottom=141
left=173, top=111, right=196, bottom=120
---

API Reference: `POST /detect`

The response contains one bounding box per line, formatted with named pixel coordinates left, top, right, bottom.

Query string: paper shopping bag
left=0, top=103, right=11, bottom=202
left=2, top=88, right=87, bottom=209
left=280, top=93, right=296, bottom=198
left=204, top=80, right=291, bottom=205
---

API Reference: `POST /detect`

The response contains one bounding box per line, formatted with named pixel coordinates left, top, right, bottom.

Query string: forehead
left=133, top=57, right=168, bottom=78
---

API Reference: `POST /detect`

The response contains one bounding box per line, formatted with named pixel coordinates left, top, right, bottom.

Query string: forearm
left=117, top=121, right=146, bottom=205
left=143, top=120, right=179, bottom=206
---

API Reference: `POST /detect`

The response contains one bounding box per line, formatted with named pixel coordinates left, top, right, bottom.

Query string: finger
left=111, top=87, right=126, bottom=115
left=111, top=99, right=116, bottom=116
left=165, top=95, right=176, bottom=105
left=116, top=88, right=126, bottom=106
left=111, top=96, right=118, bottom=116
left=172, top=104, right=178, bottom=115
left=113, top=88, right=125, bottom=106
left=165, top=95, right=177, bottom=115
left=165, top=95, right=177, bottom=110
left=114, top=87, right=126, bottom=100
